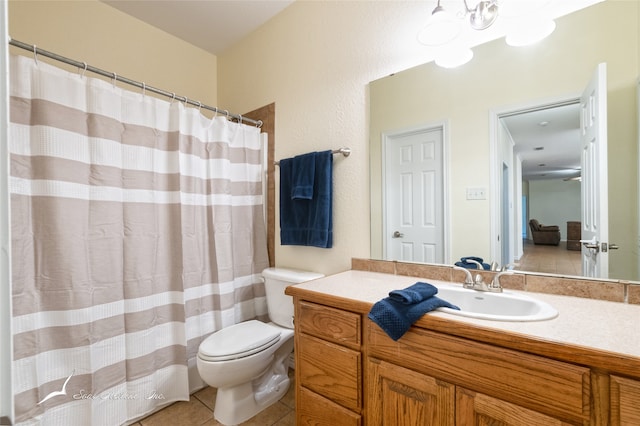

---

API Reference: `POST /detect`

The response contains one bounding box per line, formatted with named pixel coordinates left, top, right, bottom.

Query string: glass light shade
left=506, top=19, right=556, bottom=46
left=434, top=47, right=474, bottom=68
left=417, top=7, right=462, bottom=46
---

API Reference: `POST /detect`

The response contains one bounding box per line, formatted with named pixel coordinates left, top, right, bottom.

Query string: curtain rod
left=8, top=38, right=263, bottom=128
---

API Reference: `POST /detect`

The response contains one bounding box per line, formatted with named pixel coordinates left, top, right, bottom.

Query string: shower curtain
left=8, top=54, right=269, bottom=425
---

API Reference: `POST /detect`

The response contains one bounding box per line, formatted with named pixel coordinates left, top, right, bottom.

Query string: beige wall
left=217, top=0, right=442, bottom=275
left=8, top=0, right=217, bottom=109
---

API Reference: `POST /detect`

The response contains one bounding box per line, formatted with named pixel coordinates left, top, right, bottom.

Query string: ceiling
left=101, top=0, right=295, bottom=55
left=101, top=0, right=582, bottom=182
left=502, top=103, right=581, bottom=181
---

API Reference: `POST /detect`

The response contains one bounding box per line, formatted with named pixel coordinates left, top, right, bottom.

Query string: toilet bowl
left=196, top=267, right=323, bottom=425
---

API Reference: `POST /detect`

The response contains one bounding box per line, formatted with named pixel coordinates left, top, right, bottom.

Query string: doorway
left=490, top=97, right=582, bottom=270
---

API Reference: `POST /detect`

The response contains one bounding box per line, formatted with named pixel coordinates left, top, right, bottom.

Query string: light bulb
left=435, top=47, right=474, bottom=68
left=417, top=5, right=462, bottom=46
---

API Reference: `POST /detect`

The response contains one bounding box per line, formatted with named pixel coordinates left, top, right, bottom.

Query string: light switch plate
left=466, top=187, right=487, bottom=200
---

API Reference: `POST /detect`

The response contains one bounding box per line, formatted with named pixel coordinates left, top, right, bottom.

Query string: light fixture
left=419, top=0, right=500, bottom=48
left=466, top=0, right=499, bottom=30
left=417, top=0, right=558, bottom=68
left=435, top=47, right=474, bottom=68
left=417, top=0, right=462, bottom=46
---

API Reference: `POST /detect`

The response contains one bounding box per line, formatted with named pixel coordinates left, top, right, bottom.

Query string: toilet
left=197, top=267, right=323, bottom=425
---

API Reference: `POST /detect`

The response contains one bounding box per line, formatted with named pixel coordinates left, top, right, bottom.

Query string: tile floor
left=132, top=370, right=295, bottom=426
left=515, top=240, right=582, bottom=276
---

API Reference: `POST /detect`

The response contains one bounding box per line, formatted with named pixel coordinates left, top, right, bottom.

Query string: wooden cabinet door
left=367, top=357, right=455, bottom=426
left=611, top=375, right=640, bottom=425
left=456, top=387, right=579, bottom=426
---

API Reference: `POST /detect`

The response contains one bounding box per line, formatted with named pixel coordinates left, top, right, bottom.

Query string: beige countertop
left=289, top=270, right=640, bottom=360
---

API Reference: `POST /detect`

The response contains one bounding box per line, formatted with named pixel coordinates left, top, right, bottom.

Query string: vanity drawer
left=298, top=301, right=361, bottom=348
left=298, top=386, right=361, bottom=426
left=298, top=333, right=361, bottom=411
left=368, top=322, right=590, bottom=423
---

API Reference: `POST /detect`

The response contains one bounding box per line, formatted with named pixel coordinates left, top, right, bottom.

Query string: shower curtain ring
left=33, top=45, right=38, bottom=65
left=223, top=110, right=230, bottom=120
left=170, top=93, right=176, bottom=104
left=238, top=114, right=243, bottom=124
left=197, top=101, right=202, bottom=111
left=112, top=72, right=118, bottom=88
left=80, top=62, right=88, bottom=78
left=184, top=96, right=189, bottom=107
left=256, top=120, right=263, bottom=128
left=141, top=82, right=146, bottom=97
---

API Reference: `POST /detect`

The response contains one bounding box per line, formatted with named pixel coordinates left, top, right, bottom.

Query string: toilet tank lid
left=262, top=267, right=324, bottom=283
left=200, top=320, right=281, bottom=358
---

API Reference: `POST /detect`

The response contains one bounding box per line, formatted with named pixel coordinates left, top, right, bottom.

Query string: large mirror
left=370, top=1, right=639, bottom=281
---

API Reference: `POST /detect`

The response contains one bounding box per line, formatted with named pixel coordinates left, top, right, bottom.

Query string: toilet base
left=213, top=375, right=290, bottom=425
left=213, top=337, right=294, bottom=425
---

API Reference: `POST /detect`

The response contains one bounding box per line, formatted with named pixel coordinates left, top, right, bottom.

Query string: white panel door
left=384, top=127, right=444, bottom=263
left=580, top=63, right=609, bottom=278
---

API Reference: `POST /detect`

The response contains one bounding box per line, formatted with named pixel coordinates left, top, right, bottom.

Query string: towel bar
left=275, top=147, right=351, bottom=166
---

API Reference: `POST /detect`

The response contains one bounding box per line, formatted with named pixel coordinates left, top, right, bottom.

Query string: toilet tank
left=262, top=267, right=324, bottom=328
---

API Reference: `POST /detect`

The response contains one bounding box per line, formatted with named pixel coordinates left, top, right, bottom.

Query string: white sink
left=434, top=284, right=558, bottom=322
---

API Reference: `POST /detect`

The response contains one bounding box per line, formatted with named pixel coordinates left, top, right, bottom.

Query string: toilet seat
left=198, top=320, right=281, bottom=362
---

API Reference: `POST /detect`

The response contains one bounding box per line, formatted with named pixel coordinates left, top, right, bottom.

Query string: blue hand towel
left=455, top=256, right=490, bottom=270
left=388, top=282, right=438, bottom=304
left=291, top=152, right=316, bottom=200
left=280, top=150, right=333, bottom=248
left=368, top=296, right=459, bottom=341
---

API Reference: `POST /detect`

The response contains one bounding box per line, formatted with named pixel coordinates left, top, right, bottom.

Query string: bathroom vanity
left=285, top=270, right=640, bottom=425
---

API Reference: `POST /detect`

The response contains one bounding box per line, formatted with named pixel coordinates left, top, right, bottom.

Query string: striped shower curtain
left=9, top=54, right=269, bottom=425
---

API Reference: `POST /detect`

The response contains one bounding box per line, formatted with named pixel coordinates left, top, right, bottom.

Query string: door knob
left=392, top=231, right=404, bottom=238
left=580, top=238, right=600, bottom=252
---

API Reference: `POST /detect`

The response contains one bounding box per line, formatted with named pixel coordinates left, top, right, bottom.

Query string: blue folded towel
left=388, top=282, right=438, bottom=304
left=455, top=256, right=490, bottom=270
left=368, top=296, right=460, bottom=341
left=291, top=152, right=316, bottom=199
left=280, top=150, right=333, bottom=248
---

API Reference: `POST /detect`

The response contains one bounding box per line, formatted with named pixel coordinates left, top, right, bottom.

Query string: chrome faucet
left=453, top=265, right=512, bottom=293
left=490, top=270, right=514, bottom=292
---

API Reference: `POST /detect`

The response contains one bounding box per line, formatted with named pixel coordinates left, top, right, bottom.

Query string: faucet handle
left=453, top=266, right=474, bottom=285
left=491, top=270, right=513, bottom=290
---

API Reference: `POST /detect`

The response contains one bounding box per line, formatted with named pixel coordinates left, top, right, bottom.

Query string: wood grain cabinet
left=367, top=357, right=455, bottom=425
left=290, top=295, right=639, bottom=426
left=367, top=323, right=590, bottom=425
left=294, top=301, right=362, bottom=425
left=610, top=375, right=640, bottom=425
